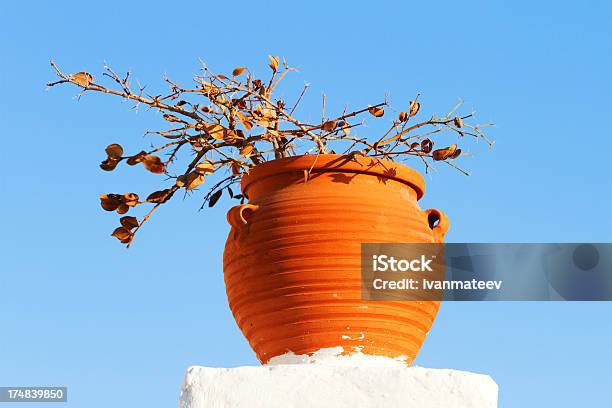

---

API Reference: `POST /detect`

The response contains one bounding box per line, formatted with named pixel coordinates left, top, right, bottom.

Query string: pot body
left=223, top=154, right=449, bottom=364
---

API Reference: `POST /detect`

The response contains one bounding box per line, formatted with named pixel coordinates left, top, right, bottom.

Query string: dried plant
left=47, top=56, right=492, bottom=246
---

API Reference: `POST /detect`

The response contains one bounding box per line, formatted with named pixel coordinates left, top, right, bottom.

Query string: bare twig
left=47, top=56, right=493, bottom=246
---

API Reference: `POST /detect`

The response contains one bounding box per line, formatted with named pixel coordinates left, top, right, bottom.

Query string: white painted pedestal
left=179, top=352, right=498, bottom=408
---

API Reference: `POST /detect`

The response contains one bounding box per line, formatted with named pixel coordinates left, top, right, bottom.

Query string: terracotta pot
left=223, top=154, right=449, bottom=364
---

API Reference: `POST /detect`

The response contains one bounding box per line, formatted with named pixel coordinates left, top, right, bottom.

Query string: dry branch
left=47, top=56, right=493, bottom=246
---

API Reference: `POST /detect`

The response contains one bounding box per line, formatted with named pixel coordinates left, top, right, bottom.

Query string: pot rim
left=241, top=154, right=426, bottom=200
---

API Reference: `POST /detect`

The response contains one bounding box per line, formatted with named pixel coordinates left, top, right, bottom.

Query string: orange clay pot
left=223, top=154, right=449, bottom=364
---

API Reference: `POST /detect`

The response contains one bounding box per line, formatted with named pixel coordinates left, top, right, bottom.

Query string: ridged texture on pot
left=223, top=154, right=448, bottom=364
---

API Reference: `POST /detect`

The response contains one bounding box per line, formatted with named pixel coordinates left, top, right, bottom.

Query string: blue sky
left=1, top=0, right=611, bottom=407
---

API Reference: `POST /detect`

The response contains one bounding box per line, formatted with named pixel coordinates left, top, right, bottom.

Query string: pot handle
left=227, top=204, right=259, bottom=229
left=424, top=208, right=450, bottom=243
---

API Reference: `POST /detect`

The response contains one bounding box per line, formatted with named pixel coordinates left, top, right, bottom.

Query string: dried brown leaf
left=268, top=55, right=280, bottom=71
left=116, top=203, right=129, bottom=214
left=232, top=66, right=246, bottom=76
left=322, top=120, right=337, bottom=132
left=105, top=143, right=123, bottom=159
left=184, top=172, right=205, bottom=190
left=338, top=120, right=350, bottom=135
left=126, top=151, right=147, bottom=166
left=100, top=158, right=119, bottom=171
left=163, top=113, right=182, bottom=123
left=449, top=148, right=462, bottom=159
left=240, top=145, right=255, bottom=157
left=432, top=144, right=458, bottom=161
left=204, top=123, right=227, bottom=140
left=208, top=189, right=223, bottom=207
left=70, top=72, right=93, bottom=87
left=409, top=101, right=420, bottom=116
left=195, top=161, right=215, bottom=175
left=112, top=226, right=132, bottom=241
left=175, top=175, right=186, bottom=187
left=100, top=194, right=121, bottom=211
left=368, top=106, right=385, bottom=118
left=120, top=216, right=139, bottom=230
left=143, top=155, right=165, bottom=174
left=123, top=193, right=139, bottom=207
left=146, top=189, right=172, bottom=204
